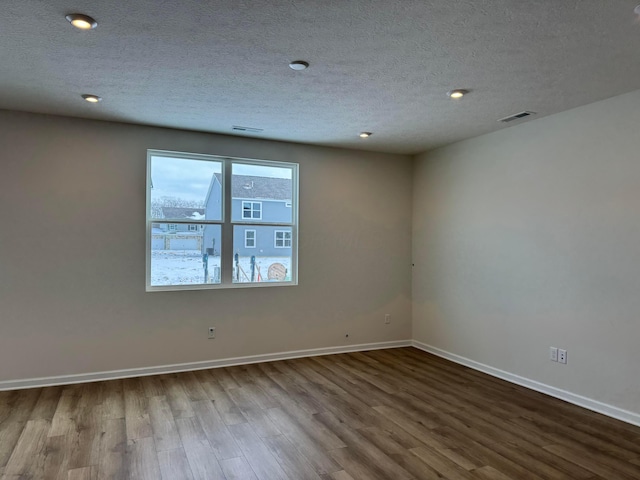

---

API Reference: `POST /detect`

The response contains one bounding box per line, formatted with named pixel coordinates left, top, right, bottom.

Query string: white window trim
left=146, top=149, right=298, bottom=291
left=242, top=201, right=262, bottom=220
left=188, top=224, right=198, bottom=232
left=244, top=229, right=257, bottom=248
left=168, top=224, right=177, bottom=231
left=274, top=230, right=292, bottom=248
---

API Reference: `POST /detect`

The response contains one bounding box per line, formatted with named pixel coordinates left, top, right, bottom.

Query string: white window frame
left=242, top=201, right=262, bottom=220
left=168, top=224, right=177, bottom=231
left=146, top=149, right=298, bottom=291
left=274, top=230, right=292, bottom=248
left=188, top=224, right=198, bottom=232
left=244, top=229, right=257, bottom=248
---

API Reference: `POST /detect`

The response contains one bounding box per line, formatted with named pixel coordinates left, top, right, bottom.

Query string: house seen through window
left=146, top=150, right=298, bottom=290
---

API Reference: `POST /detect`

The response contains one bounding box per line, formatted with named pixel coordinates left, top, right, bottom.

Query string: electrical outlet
left=549, top=347, right=558, bottom=362
left=558, top=349, right=567, bottom=364
left=208, top=327, right=215, bottom=339
left=384, top=314, right=391, bottom=324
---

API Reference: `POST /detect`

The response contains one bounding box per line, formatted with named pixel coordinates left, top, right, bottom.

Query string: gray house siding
left=234, top=225, right=292, bottom=258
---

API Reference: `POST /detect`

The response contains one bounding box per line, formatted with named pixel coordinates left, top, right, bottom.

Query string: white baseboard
left=0, top=340, right=412, bottom=391
left=412, top=340, right=640, bottom=428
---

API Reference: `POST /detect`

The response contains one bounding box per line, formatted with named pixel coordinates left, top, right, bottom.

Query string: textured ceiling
left=2, top=0, right=640, bottom=154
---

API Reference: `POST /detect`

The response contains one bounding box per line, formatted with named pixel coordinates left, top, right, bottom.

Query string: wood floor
left=1, top=348, right=639, bottom=480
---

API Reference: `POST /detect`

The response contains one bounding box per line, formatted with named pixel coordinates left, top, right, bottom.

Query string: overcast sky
left=150, top=155, right=291, bottom=203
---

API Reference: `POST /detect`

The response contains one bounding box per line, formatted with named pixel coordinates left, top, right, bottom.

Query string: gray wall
left=0, top=110, right=413, bottom=381
left=412, top=89, right=640, bottom=414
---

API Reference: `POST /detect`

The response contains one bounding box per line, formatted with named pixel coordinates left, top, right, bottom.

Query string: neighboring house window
left=274, top=230, right=292, bottom=248
left=147, top=150, right=298, bottom=291
left=242, top=201, right=262, bottom=220
left=245, top=229, right=256, bottom=248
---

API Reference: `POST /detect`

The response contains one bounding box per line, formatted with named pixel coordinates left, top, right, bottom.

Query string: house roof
left=161, top=207, right=205, bottom=220
left=211, top=173, right=291, bottom=201
left=2, top=2, right=640, bottom=154
left=233, top=175, right=291, bottom=201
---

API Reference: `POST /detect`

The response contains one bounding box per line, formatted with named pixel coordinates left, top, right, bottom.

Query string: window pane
left=274, top=229, right=292, bottom=248
left=150, top=155, right=223, bottom=221
left=232, top=163, right=292, bottom=223
left=244, top=229, right=256, bottom=248
left=150, top=223, right=221, bottom=286
left=232, top=226, right=292, bottom=283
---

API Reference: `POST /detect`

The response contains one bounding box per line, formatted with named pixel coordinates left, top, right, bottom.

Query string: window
left=242, top=201, right=262, bottom=220
left=245, top=229, right=256, bottom=248
left=274, top=230, right=292, bottom=248
left=147, top=150, right=298, bottom=291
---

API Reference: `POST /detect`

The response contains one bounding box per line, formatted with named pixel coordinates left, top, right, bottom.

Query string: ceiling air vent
left=232, top=125, right=264, bottom=133
left=498, top=111, right=536, bottom=123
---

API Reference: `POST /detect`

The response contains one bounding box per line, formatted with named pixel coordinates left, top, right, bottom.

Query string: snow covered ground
left=150, top=250, right=291, bottom=286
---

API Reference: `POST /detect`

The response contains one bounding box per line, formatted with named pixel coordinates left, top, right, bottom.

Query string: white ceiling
left=2, top=1, right=640, bottom=154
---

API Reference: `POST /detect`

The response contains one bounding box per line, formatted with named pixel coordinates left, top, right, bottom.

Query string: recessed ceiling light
left=359, top=132, right=372, bottom=138
left=447, top=89, right=469, bottom=99
left=82, top=94, right=102, bottom=103
left=289, top=60, right=309, bottom=71
left=66, top=13, right=98, bottom=30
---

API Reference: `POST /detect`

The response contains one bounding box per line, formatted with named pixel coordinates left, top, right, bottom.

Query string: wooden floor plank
left=219, top=456, right=258, bottom=480
left=331, top=471, right=356, bottom=480
left=126, top=437, right=161, bottom=480
left=226, top=387, right=281, bottom=437
left=0, top=420, right=27, bottom=469
left=147, top=395, right=182, bottom=452
left=96, top=417, right=127, bottom=480
left=191, top=399, right=243, bottom=461
left=263, top=434, right=325, bottom=480
left=102, top=380, right=124, bottom=420
left=3, top=419, right=50, bottom=477
left=140, top=375, right=165, bottom=398
left=42, top=434, right=71, bottom=479
left=0, top=347, right=639, bottom=479
left=67, top=466, right=96, bottom=480
left=227, top=422, right=290, bottom=480
left=161, top=375, right=195, bottom=419
left=314, top=410, right=415, bottom=480
left=49, top=389, right=81, bottom=438
left=192, top=370, right=247, bottom=425
left=328, top=447, right=392, bottom=480
left=67, top=467, right=98, bottom=480
left=123, top=378, right=153, bottom=441
left=175, top=416, right=226, bottom=480
left=157, top=447, right=194, bottom=480
left=29, top=386, right=63, bottom=421
left=544, top=443, right=640, bottom=480
left=472, top=465, right=517, bottom=480
left=266, top=407, right=343, bottom=475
